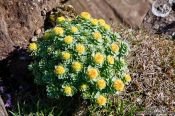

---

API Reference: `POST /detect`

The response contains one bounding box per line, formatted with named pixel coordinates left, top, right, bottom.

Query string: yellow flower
left=104, top=24, right=111, bottom=30
left=97, top=79, right=106, bottom=90
left=113, top=79, right=124, bottom=91
left=55, top=65, right=65, bottom=75
left=80, top=12, right=91, bottom=20
left=75, top=44, right=85, bottom=54
left=125, top=74, right=131, bottom=82
left=72, top=61, right=82, bottom=72
left=107, top=55, right=114, bottom=65
left=111, top=43, right=119, bottom=52
left=71, top=26, right=78, bottom=33
left=62, top=52, right=71, bottom=60
left=98, top=19, right=106, bottom=27
left=64, top=86, right=72, bottom=96
left=87, top=68, right=99, bottom=80
left=53, top=27, right=64, bottom=36
left=93, top=53, right=104, bottom=64
left=93, top=32, right=102, bottom=40
left=28, top=43, right=37, bottom=51
left=64, top=36, right=74, bottom=44
left=91, top=19, right=98, bottom=25
left=56, top=16, right=65, bottom=23
left=96, top=95, right=107, bottom=106
left=44, top=31, right=51, bottom=39
left=80, top=84, right=88, bottom=91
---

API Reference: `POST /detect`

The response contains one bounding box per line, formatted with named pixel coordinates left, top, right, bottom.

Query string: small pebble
left=41, top=10, right=46, bottom=16
left=31, top=36, right=37, bottom=42
left=35, top=29, right=41, bottom=35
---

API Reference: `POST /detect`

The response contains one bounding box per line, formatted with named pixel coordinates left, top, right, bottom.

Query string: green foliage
left=28, top=12, right=130, bottom=106
left=88, top=96, right=142, bottom=116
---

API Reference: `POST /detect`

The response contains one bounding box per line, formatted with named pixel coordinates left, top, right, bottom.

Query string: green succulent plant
left=28, top=12, right=131, bottom=106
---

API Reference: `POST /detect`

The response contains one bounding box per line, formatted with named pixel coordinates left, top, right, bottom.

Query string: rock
left=0, top=96, right=8, bottom=116
left=143, top=0, right=175, bottom=37
left=68, top=0, right=150, bottom=27
left=34, top=28, right=42, bottom=35
left=152, top=0, right=172, bottom=17
left=0, top=0, right=62, bottom=60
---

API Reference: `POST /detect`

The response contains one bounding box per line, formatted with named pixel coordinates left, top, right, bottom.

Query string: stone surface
left=0, top=96, right=8, bottom=116
left=143, top=0, right=175, bottom=37
left=68, top=0, right=150, bottom=27
left=0, top=0, right=62, bottom=60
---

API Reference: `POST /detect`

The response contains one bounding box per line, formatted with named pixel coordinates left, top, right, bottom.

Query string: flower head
left=111, top=43, right=119, bottom=53
left=62, top=52, right=71, bottom=60
left=93, top=53, right=104, bottom=64
left=87, top=68, right=99, bottom=80
left=80, top=84, right=88, bottom=91
left=72, top=61, right=82, bottom=72
left=75, top=44, right=85, bottom=54
left=98, top=19, right=106, bottom=27
left=56, top=16, right=65, bottom=23
left=97, top=79, right=106, bottom=90
left=113, top=79, right=124, bottom=91
left=64, top=36, right=74, bottom=44
left=71, top=26, right=78, bottom=33
left=64, top=86, right=73, bottom=96
left=107, top=55, right=114, bottom=65
left=93, top=32, right=102, bottom=41
left=53, top=27, right=64, bottom=36
left=96, top=95, right=107, bottom=106
left=91, top=19, right=98, bottom=25
left=80, top=12, right=91, bottom=20
left=28, top=43, right=37, bottom=51
left=55, top=65, right=65, bottom=75
left=104, top=24, right=111, bottom=30
left=125, top=74, right=131, bottom=83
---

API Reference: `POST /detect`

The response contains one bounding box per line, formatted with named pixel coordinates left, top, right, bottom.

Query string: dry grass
left=113, top=23, right=175, bottom=112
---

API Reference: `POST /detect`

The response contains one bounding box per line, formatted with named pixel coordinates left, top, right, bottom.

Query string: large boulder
left=68, top=0, right=150, bottom=27
left=0, top=0, right=62, bottom=60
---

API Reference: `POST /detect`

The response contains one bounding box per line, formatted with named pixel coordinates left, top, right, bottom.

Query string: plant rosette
left=28, top=12, right=131, bottom=106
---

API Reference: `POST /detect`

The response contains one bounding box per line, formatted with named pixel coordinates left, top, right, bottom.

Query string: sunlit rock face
left=68, top=0, right=150, bottom=27
left=0, top=0, right=62, bottom=60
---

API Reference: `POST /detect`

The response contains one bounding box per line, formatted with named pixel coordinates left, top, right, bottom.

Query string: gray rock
left=0, top=96, right=8, bottom=116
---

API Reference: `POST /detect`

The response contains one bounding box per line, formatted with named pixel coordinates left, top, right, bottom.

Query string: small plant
left=28, top=12, right=131, bottom=106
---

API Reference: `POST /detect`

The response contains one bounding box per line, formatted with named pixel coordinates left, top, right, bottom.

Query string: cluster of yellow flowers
left=81, top=12, right=111, bottom=30
left=29, top=11, right=130, bottom=107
